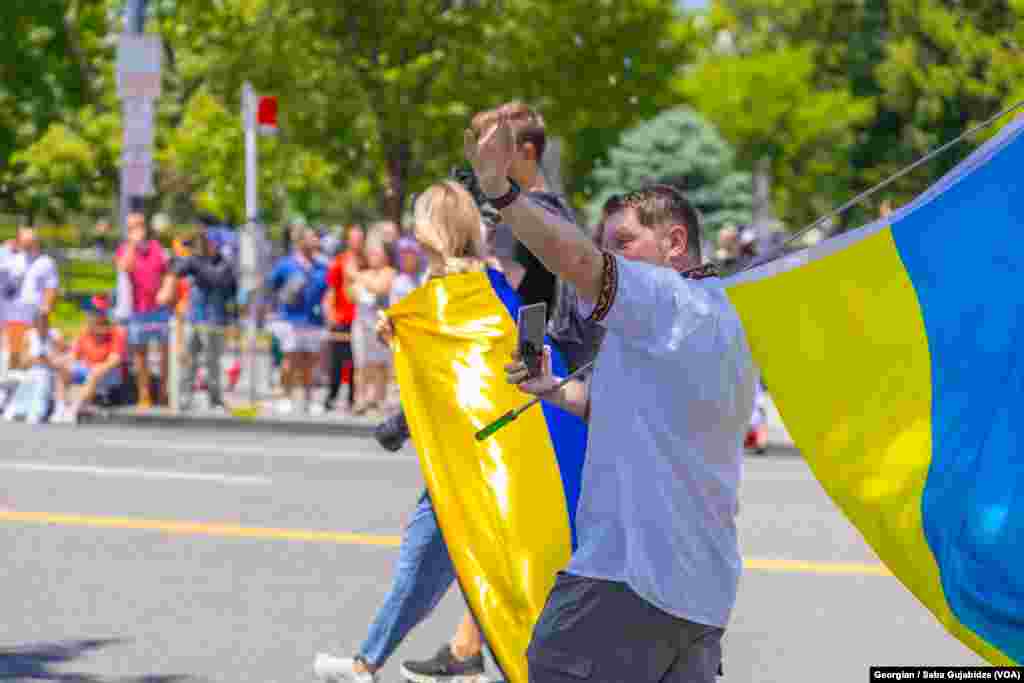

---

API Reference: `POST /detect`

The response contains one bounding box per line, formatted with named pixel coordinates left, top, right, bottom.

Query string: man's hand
left=505, top=345, right=560, bottom=397
left=464, top=114, right=516, bottom=197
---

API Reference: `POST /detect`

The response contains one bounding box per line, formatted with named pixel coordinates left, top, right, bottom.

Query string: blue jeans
left=360, top=491, right=456, bottom=668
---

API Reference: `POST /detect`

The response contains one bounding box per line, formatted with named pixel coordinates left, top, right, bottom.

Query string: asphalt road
left=0, top=423, right=983, bottom=682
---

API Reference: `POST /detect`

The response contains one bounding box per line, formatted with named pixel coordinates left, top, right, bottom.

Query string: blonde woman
left=315, top=181, right=491, bottom=683
left=348, top=232, right=396, bottom=415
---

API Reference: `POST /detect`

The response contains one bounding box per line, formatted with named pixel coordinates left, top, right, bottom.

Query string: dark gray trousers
left=527, top=573, right=724, bottom=682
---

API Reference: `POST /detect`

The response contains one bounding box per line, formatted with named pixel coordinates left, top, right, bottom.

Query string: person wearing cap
left=171, top=226, right=238, bottom=411
left=389, top=237, right=424, bottom=307
left=51, top=296, right=127, bottom=424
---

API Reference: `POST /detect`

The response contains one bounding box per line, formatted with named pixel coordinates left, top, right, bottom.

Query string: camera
left=450, top=166, right=502, bottom=228
left=375, top=410, right=411, bottom=452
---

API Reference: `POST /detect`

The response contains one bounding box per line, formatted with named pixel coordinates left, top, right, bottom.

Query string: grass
left=62, top=259, right=116, bottom=293
left=53, top=258, right=117, bottom=337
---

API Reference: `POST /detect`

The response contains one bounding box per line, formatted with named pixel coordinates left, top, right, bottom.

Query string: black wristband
left=486, top=177, right=521, bottom=210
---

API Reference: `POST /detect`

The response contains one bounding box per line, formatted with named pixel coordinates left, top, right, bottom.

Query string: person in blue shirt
left=267, top=226, right=328, bottom=414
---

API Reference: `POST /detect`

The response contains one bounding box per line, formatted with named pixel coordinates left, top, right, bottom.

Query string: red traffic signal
left=256, top=96, right=278, bottom=131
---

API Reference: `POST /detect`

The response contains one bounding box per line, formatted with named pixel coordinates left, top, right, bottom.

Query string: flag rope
left=727, top=99, right=1024, bottom=277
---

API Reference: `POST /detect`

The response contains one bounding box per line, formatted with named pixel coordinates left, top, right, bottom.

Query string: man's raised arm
left=465, top=120, right=604, bottom=304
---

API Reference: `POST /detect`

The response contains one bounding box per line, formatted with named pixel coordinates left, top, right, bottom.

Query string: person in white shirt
left=470, top=115, right=756, bottom=683
left=4, top=229, right=57, bottom=371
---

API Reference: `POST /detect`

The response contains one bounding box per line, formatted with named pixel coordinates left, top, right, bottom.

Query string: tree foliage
left=681, top=0, right=1024, bottom=230
left=588, top=107, right=753, bottom=235
left=7, top=0, right=1024, bottom=236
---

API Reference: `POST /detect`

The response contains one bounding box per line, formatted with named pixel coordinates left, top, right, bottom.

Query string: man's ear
left=665, top=224, right=691, bottom=269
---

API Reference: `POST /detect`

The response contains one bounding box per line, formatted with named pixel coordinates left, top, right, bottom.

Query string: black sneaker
left=399, top=645, right=487, bottom=683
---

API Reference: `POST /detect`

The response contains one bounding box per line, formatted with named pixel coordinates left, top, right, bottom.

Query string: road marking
left=0, top=463, right=271, bottom=486
left=0, top=510, right=891, bottom=576
left=745, top=557, right=890, bottom=576
left=95, top=438, right=409, bottom=461
left=0, top=511, right=401, bottom=546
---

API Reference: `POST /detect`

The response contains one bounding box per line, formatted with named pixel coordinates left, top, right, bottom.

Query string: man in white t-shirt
left=469, top=117, right=756, bottom=682
left=4, top=229, right=57, bottom=370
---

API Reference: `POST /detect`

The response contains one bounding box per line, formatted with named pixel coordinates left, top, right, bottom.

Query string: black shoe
left=399, top=645, right=486, bottom=683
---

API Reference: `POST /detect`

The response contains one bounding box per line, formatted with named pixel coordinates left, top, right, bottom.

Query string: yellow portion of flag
left=387, top=271, right=574, bottom=683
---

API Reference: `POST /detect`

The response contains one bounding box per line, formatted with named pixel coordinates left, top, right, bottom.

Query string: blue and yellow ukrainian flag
left=387, top=269, right=587, bottom=683
left=725, top=114, right=1024, bottom=665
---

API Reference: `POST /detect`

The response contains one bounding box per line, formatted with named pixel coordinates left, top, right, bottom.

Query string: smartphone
left=517, top=302, right=547, bottom=380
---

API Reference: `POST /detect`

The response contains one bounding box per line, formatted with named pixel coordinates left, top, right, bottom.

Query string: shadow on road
left=0, top=639, right=194, bottom=682
left=746, top=445, right=802, bottom=459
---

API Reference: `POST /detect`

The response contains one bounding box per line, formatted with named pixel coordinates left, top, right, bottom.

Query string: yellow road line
left=0, top=510, right=890, bottom=576
left=0, top=510, right=402, bottom=547
left=744, top=557, right=890, bottom=576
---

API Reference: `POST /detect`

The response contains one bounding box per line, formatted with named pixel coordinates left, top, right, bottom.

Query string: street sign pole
left=118, top=0, right=150, bottom=237
left=242, top=83, right=260, bottom=409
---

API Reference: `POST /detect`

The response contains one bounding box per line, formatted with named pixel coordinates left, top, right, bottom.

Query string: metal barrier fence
left=165, top=320, right=360, bottom=415
left=1, top=319, right=373, bottom=419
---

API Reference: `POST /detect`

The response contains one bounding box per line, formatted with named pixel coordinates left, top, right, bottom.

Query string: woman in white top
left=348, top=234, right=396, bottom=415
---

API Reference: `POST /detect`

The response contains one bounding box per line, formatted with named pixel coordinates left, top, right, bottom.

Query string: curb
left=87, top=409, right=799, bottom=452
left=88, top=410, right=379, bottom=438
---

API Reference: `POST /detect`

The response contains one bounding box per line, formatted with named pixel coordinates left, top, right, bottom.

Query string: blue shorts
left=71, top=362, right=122, bottom=392
left=127, top=308, right=171, bottom=347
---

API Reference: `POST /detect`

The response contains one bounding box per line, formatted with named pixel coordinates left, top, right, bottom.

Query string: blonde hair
left=413, top=181, right=485, bottom=277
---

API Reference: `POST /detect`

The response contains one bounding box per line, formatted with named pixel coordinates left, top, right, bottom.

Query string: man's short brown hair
left=471, top=101, right=547, bottom=160
left=620, top=184, right=702, bottom=261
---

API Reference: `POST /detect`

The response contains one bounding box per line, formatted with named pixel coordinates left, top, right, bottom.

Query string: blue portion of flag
left=486, top=269, right=588, bottom=549
left=893, top=120, right=1024, bottom=663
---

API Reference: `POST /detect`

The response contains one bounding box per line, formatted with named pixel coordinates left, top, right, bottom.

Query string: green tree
left=677, top=45, right=874, bottom=227
left=587, top=107, right=753, bottom=235
left=0, top=0, right=114, bottom=217
left=4, top=0, right=699, bottom=228
left=160, top=88, right=344, bottom=224
left=689, top=0, right=1024, bottom=230
left=12, top=106, right=120, bottom=221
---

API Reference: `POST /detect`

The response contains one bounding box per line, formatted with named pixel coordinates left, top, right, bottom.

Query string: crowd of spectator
left=0, top=210, right=437, bottom=424
left=0, top=196, right=785, bottom=439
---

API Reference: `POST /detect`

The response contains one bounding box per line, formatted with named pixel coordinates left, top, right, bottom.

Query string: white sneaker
left=276, top=398, right=294, bottom=414
left=309, top=402, right=326, bottom=417
left=313, top=653, right=376, bottom=682
left=2, top=405, right=16, bottom=422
